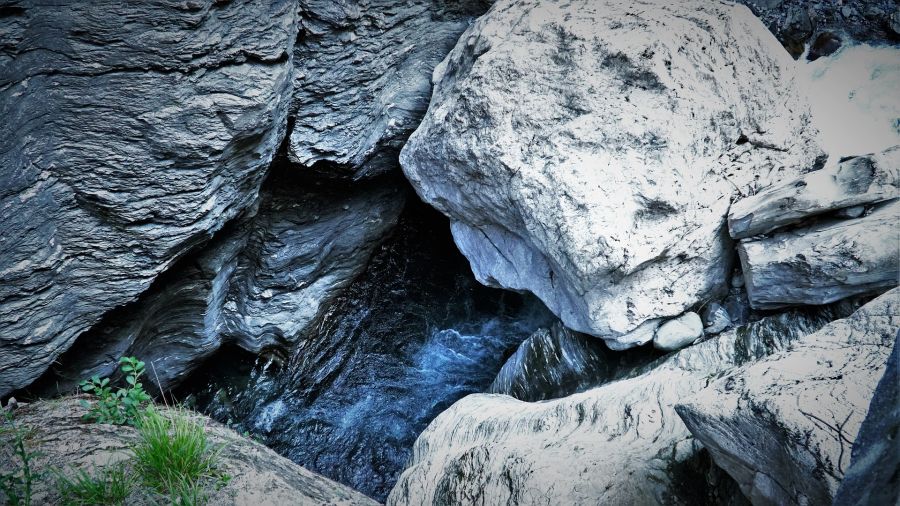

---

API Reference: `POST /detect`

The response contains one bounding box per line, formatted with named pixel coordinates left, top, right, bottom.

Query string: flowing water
left=178, top=199, right=554, bottom=501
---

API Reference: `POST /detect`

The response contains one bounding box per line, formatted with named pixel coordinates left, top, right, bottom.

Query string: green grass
left=56, top=463, right=135, bottom=506
left=132, top=407, right=228, bottom=504
left=0, top=412, right=42, bottom=506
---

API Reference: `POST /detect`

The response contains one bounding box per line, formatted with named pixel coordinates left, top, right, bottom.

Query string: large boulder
left=401, top=0, right=823, bottom=349
left=288, top=0, right=490, bottom=178
left=676, top=288, right=898, bottom=506
left=387, top=302, right=859, bottom=505
left=1, top=398, right=377, bottom=505
left=738, top=199, right=899, bottom=309
left=33, top=170, right=405, bottom=393
left=0, top=0, right=297, bottom=396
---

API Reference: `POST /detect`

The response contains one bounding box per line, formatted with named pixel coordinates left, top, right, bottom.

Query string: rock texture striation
left=1, top=398, right=377, bottom=505
left=729, top=147, right=899, bottom=239
left=677, top=288, right=899, bottom=506
left=387, top=301, right=860, bottom=505
left=0, top=0, right=297, bottom=396
left=738, top=199, right=899, bottom=309
left=401, top=0, right=822, bottom=348
left=288, top=0, right=490, bottom=178
left=36, top=171, right=405, bottom=394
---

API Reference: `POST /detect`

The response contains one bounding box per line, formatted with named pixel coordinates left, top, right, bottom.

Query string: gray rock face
left=654, top=312, right=704, bottom=351
left=703, top=303, right=732, bottom=335
left=387, top=302, right=857, bottom=506
left=738, top=199, right=899, bottom=309
left=488, top=322, right=613, bottom=402
left=36, top=171, right=405, bottom=393
left=401, top=0, right=822, bottom=348
left=833, top=330, right=900, bottom=506
left=677, top=288, right=899, bottom=506
left=288, top=0, right=490, bottom=178
left=729, top=147, right=900, bottom=239
left=0, top=0, right=297, bottom=396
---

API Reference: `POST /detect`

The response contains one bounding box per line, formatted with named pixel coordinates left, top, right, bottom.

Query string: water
left=178, top=199, right=554, bottom=501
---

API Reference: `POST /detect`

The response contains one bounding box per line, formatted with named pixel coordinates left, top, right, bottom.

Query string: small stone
left=841, top=5, right=853, bottom=18
left=654, top=312, right=703, bottom=351
left=731, top=273, right=745, bottom=288
left=835, top=205, right=866, bottom=219
left=3, top=397, right=18, bottom=411
left=892, top=9, right=900, bottom=36
left=702, top=303, right=732, bottom=335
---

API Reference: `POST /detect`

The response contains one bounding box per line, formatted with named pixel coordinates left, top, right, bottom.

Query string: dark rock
left=833, top=330, right=900, bottom=506
left=807, top=31, right=842, bottom=61
left=287, top=0, right=491, bottom=178
left=488, top=322, right=613, bottom=402
left=33, top=170, right=406, bottom=394
left=0, top=0, right=297, bottom=397
left=702, top=303, right=732, bottom=335
left=677, top=288, right=898, bottom=506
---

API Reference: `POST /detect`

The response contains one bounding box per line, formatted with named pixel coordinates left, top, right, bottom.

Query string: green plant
left=80, top=356, right=152, bottom=426
left=55, top=463, right=135, bottom=506
left=132, top=408, right=226, bottom=505
left=0, top=412, right=41, bottom=506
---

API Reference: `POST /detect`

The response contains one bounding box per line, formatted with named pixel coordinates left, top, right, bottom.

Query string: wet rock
left=654, top=312, right=704, bottom=351
left=738, top=199, right=899, bottom=310
left=833, top=330, right=900, bottom=506
left=288, top=0, right=490, bottom=178
left=729, top=147, right=899, bottom=239
left=36, top=171, right=405, bottom=394
left=402, top=0, right=821, bottom=349
left=488, top=322, right=613, bottom=402
left=677, top=288, right=898, bottom=506
left=387, top=302, right=855, bottom=505
left=1, top=398, right=377, bottom=506
left=0, top=0, right=297, bottom=397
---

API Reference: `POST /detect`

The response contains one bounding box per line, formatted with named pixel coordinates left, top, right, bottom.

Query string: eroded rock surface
left=729, top=146, right=899, bottom=239
left=677, top=288, right=899, bottom=506
left=288, top=0, right=490, bottom=178
left=35, top=171, right=405, bottom=394
left=738, top=199, right=899, bottom=309
left=402, top=0, right=822, bottom=348
left=1, top=398, right=377, bottom=505
left=0, top=0, right=297, bottom=396
left=387, top=302, right=858, bottom=505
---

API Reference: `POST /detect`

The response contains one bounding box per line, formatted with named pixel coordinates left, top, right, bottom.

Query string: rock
left=702, top=303, right=732, bottom=335
left=676, top=288, right=898, bottom=506
left=833, top=330, right=900, bottom=506
left=387, top=302, right=857, bottom=506
left=0, top=1, right=297, bottom=397
left=654, top=312, right=704, bottom=351
left=0, top=398, right=377, bottom=506
left=34, top=170, right=406, bottom=394
left=729, top=147, right=900, bottom=239
left=401, top=0, right=822, bottom=348
left=287, top=0, right=490, bottom=178
left=488, top=322, right=613, bottom=402
left=892, top=8, right=900, bottom=36
left=738, top=199, right=899, bottom=310
left=807, top=32, right=842, bottom=61
left=834, top=205, right=866, bottom=219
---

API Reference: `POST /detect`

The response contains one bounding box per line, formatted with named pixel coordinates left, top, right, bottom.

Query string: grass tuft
left=56, top=463, right=135, bottom=506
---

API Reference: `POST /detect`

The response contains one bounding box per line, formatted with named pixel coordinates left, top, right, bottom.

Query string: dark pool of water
left=178, top=200, right=553, bottom=501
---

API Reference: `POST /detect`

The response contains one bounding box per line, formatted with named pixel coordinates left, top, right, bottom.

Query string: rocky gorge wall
left=1, top=0, right=898, bottom=504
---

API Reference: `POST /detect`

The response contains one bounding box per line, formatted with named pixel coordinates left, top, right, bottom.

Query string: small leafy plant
left=80, top=357, right=152, bottom=426
left=55, top=463, right=135, bottom=506
left=0, top=412, right=42, bottom=506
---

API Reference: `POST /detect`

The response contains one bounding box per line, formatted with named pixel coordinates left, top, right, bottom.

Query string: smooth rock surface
left=387, top=302, right=858, bottom=505
left=0, top=0, right=297, bottom=396
left=1, top=398, right=377, bottom=505
left=654, top=312, right=704, bottom=351
left=288, top=0, right=490, bottom=178
left=703, top=303, right=732, bottom=335
left=402, top=0, right=822, bottom=348
left=729, top=146, right=899, bottom=239
left=34, top=170, right=405, bottom=394
left=738, top=199, right=899, bottom=309
left=833, top=330, right=900, bottom=506
left=677, top=288, right=899, bottom=506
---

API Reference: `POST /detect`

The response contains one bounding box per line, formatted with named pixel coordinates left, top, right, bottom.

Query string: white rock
left=401, top=0, right=822, bottom=348
left=654, top=312, right=704, bottom=351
